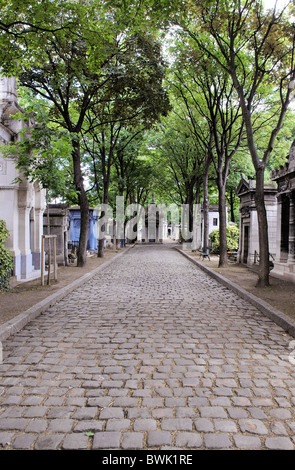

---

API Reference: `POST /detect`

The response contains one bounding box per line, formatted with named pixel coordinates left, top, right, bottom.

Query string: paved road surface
left=0, top=245, right=295, bottom=450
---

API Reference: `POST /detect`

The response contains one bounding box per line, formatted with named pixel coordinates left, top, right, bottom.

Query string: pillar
left=275, top=195, right=283, bottom=262
left=18, top=205, right=34, bottom=278
left=288, top=191, right=295, bottom=264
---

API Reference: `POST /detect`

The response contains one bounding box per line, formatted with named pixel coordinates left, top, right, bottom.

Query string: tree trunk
left=202, top=157, right=210, bottom=252
left=229, top=189, right=235, bottom=223
left=254, top=167, right=270, bottom=287
left=97, top=237, right=104, bottom=258
left=218, top=180, right=228, bottom=267
left=72, top=138, right=89, bottom=267
left=97, top=203, right=107, bottom=258
left=98, top=189, right=110, bottom=258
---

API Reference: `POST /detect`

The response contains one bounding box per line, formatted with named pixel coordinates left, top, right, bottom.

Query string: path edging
left=175, top=247, right=295, bottom=338
left=0, top=245, right=134, bottom=342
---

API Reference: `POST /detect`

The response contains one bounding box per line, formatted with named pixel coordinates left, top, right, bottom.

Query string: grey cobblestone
left=106, top=419, right=131, bottom=431
left=161, top=418, right=192, bottom=431
left=133, top=419, right=157, bottom=431
left=233, top=435, right=262, bottom=449
left=265, top=437, right=294, bottom=450
left=47, top=419, right=74, bottom=433
left=175, top=432, right=203, bottom=448
left=147, top=431, right=172, bottom=447
left=0, top=245, right=295, bottom=450
left=12, top=434, right=36, bottom=449
left=122, top=432, right=144, bottom=449
left=62, top=433, right=90, bottom=450
left=92, top=431, right=121, bottom=449
left=34, top=434, right=64, bottom=450
left=204, top=433, right=232, bottom=449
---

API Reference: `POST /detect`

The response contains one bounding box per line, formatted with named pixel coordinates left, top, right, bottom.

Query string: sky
left=263, top=0, right=291, bottom=10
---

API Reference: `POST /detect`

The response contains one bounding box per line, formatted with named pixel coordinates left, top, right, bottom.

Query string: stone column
left=18, top=205, right=33, bottom=278
left=275, top=195, right=283, bottom=262
left=288, top=191, right=295, bottom=264
left=33, top=208, right=44, bottom=270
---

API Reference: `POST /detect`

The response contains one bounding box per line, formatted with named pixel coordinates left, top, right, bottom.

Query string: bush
left=0, top=220, right=14, bottom=291
left=209, top=224, right=239, bottom=254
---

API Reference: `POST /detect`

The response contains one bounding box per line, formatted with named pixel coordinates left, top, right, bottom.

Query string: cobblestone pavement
left=0, top=245, right=295, bottom=450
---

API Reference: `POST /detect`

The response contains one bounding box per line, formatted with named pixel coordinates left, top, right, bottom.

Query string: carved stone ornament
left=241, top=206, right=250, bottom=218
left=278, top=178, right=290, bottom=193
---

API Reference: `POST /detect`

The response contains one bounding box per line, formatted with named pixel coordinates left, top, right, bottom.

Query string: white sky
left=263, top=0, right=290, bottom=10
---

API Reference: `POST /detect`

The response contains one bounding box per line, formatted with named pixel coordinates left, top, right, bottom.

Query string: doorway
left=243, top=225, right=249, bottom=264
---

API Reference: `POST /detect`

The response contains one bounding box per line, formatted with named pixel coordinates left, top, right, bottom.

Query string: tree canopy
left=1, top=0, right=295, bottom=286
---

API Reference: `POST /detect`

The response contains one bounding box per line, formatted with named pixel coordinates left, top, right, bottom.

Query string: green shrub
left=0, top=220, right=14, bottom=291
left=209, top=224, right=239, bottom=254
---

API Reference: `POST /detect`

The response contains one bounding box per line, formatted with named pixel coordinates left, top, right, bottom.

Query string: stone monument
left=236, top=176, right=277, bottom=266
left=0, top=74, right=45, bottom=282
left=271, top=141, right=295, bottom=282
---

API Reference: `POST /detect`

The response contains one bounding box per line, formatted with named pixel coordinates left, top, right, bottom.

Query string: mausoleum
left=69, top=206, right=99, bottom=252
left=271, top=141, right=295, bottom=283
left=43, top=203, right=70, bottom=266
left=0, top=75, right=45, bottom=282
left=236, top=176, right=277, bottom=265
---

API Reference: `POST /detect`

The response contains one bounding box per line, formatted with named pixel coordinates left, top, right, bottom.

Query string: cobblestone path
left=0, top=245, right=295, bottom=450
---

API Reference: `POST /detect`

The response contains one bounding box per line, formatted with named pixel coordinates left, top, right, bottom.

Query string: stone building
left=43, top=203, right=70, bottom=266
left=68, top=206, right=99, bottom=252
left=0, top=76, right=45, bottom=282
left=271, top=141, right=295, bottom=283
left=201, top=204, right=227, bottom=248
left=141, top=203, right=162, bottom=243
left=236, top=176, right=277, bottom=265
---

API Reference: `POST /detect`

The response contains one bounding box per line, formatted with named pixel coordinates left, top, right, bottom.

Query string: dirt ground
left=0, top=247, right=124, bottom=326
left=185, top=251, right=295, bottom=322
left=0, top=245, right=294, bottom=328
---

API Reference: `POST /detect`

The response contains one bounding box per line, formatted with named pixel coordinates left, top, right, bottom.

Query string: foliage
left=0, top=0, right=169, bottom=266
left=2, top=0, right=295, bottom=276
left=0, top=220, right=14, bottom=291
left=209, top=224, right=239, bottom=254
left=81, top=32, right=171, bottom=208
left=147, top=105, right=207, bottom=207
left=167, top=0, right=295, bottom=285
left=0, top=88, right=76, bottom=203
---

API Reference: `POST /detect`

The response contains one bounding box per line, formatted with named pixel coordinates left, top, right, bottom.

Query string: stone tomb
left=271, top=141, right=295, bottom=282
left=43, top=203, right=70, bottom=266
left=236, top=176, right=277, bottom=266
left=69, top=206, right=100, bottom=252
left=0, top=76, right=45, bottom=282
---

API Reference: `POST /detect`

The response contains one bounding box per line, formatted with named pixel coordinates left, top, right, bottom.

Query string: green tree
left=0, top=0, right=163, bottom=267
left=1, top=88, right=75, bottom=202
left=175, top=0, right=295, bottom=286
left=80, top=32, right=171, bottom=256
left=169, top=44, right=244, bottom=265
left=209, top=224, right=240, bottom=254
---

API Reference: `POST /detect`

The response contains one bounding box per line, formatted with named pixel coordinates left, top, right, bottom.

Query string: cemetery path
left=0, top=244, right=295, bottom=450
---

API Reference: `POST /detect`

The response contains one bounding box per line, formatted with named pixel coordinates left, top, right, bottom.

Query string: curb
left=0, top=245, right=134, bottom=342
left=175, top=247, right=295, bottom=338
